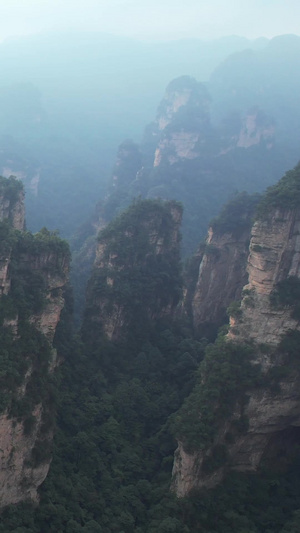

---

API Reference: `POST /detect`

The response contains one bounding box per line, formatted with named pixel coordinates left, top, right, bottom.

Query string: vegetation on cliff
left=0, top=196, right=70, bottom=433
left=210, top=191, right=260, bottom=235
left=270, top=276, right=300, bottom=320
left=0, top=175, right=23, bottom=205
left=256, top=162, right=300, bottom=216
left=172, top=337, right=262, bottom=454
left=84, top=199, right=183, bottom=343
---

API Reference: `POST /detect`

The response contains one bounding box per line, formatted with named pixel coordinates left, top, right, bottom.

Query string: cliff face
left=190, top=226, right=249, bottom=335
left=185, top=193, right=259, bottom=335
left=0, top=179, right=70, bottom=507
left=229, top=208, right=300, bottom=345
left=236, top=109, right=275, bottom=149
left=152, top=77, right=211, bottom=167
left=172, top=166, right=300, bottom=497
left=21, top=250, right=69, bottom=342
left=84, top=199, right=182, bottom=343
left=0, top=175, right=25, bottom=230
left=0, top=405, right=51, bottom=507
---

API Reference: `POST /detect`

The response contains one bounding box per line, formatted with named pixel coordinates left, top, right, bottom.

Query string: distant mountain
left=70, top=33, right=300, bottom=320
left=209, top=34, right=300, bottom=152
left=0, top=32, right=268, bottom=237
left=1, top=32, right=299, bottom=248
left=102, top=39, right=300, bottom=256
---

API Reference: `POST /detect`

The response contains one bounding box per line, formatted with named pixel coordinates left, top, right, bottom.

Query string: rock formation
left=100, top=74, right=288, bottom=260
left=229, top=207, right=300, bottom=345
left=185, top=193, right=259, bottom=335
left=191, top=227, right=249, bottom=333
left=150, top=76, right=211, bottom=167
left=0, top=177, right=70, bottom=507
left=0, top=175, right=25, bottom=230
left=172, top=163, right=300, bottom=497
left=83, top=198, right=182, bottom=343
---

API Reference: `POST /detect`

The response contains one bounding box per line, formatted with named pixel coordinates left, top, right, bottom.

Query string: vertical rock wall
left=0, top=178, right=70, bottom=507
left=172, top=203, right=300, bottom=497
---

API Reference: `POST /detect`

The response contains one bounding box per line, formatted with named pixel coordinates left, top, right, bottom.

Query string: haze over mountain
left=0, top=31, right=268, bottom=236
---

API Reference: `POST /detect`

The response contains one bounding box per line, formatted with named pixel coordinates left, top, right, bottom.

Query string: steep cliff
left=191, top=228, right=248, bottom=334
left=172, top=163, right=300, bottom=497
left=0, top=178, right=70, bottom=507
left=0, top=175, right=25, bottom=231
left=186, top=192, right=259, bottom=336
left=83, top=198, right=182, bottom=343
left=151, top=76, right=212, bottom=167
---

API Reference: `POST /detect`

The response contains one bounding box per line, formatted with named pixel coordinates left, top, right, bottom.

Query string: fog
left=0, top=31, right=269, bottom=235
left=1, top=0, right=300, bottom=41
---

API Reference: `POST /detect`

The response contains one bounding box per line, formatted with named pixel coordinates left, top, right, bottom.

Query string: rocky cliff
left=229, top=207, right=300, bottom=345
left=0, top=175, right=25, bottom=231
left=0, top=178, right=70, bottom=507
left=172, top=163, right=300, bottom=497
left=151, top=76, right=211, bottom=167
left=186, top=192, right=259, bottom=336
left=83, top=198, right=182, bottom=343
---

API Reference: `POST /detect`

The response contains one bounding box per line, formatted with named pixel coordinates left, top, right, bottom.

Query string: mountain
left=0, top=176, right=70, bottom=507
left=173, top=163, right=300, bottom=500
left=210, top=34, right=300, bottom=152
left=83, top=198, right=182, bottom=343
left=101, top=59, right=299, bottom=258
left=0, top=34, right=299, bottom=247
left=72, top=32, right=300, bottom=328
left=0, top=32, right=267, bottom=240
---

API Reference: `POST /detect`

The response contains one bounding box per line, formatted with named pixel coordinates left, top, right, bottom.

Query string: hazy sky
left=0, top=0, right=299, bottom=42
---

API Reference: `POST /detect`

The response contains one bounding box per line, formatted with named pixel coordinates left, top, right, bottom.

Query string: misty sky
left=0, top=0, right=299, bottom=42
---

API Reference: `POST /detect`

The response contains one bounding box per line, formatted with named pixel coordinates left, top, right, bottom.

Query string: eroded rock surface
left=0, top=178, right=70, bottom=507
left=173, top=200, right=300, bottom=496
left=85, top=199, right=182, bottom=342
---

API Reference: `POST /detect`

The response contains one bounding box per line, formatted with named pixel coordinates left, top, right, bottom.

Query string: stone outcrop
left=172, top=174, right=300, bottom=496
left=182, top=192, right=259, bottom=335
left=153, top=131, right=201, bottom=167
left=84, top=199, right=182, bottom=342
left=26, top=251, right=69, bottom=342
left=0, top=178, right=70, bottom=507
left=0, top=176, right=25, bottom=230
left=236, top=109, right=275, bottom=149
left=0, top=256, right=11, bottom=295
left=190, top=226, right=250, bottom=334
left=229, top=208, right=300, bottom=345
left=0, top=405, right=51, bottom=507
left=151, top=76, right=211, bottom=167
left=173, top=368, right=300, bottom=496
